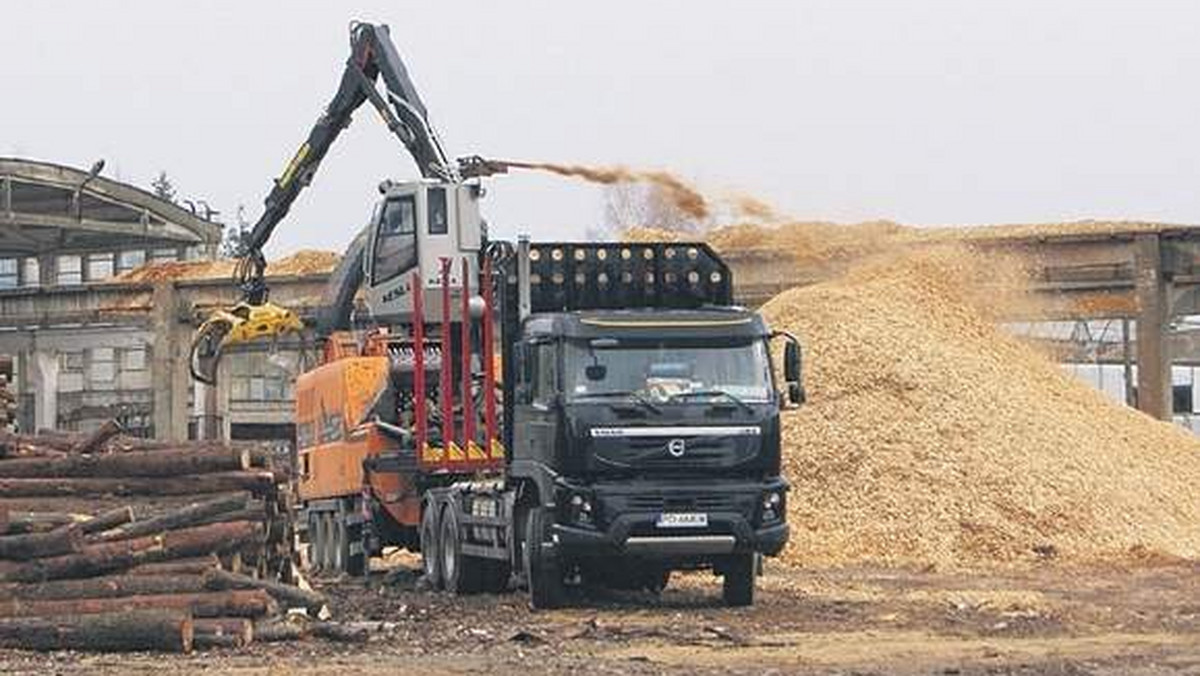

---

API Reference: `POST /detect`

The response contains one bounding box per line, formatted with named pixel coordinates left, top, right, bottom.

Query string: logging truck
left=190, top=22, right=801, bottom=607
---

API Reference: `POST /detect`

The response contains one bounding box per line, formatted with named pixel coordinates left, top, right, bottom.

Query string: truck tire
left=345, top=522, right=367, bottom=577
left=331, top=514, right=348, bottom=574
left=320, top=512, right=336, bottom=574
left=420, top=501, right=442, bottom=590
left=523, top=507, right=564, bottom=609
left=307, top=512, right=323, bottom=572
left=722, top=553, right=755, bottom=607
left=439, top=506, right=478, bottom=594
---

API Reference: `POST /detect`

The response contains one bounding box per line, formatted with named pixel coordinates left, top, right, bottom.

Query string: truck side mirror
left=783, top=338, right=805, bottom=406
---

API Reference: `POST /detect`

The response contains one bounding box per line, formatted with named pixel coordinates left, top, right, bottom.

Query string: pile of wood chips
left=113, top=249, right=340, bottom=283
left=760, top=246, right=1200, bottom=569
left=0, top=423, right=344, bottom=653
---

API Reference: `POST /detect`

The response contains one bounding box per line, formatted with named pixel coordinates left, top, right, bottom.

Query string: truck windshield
left=565, top=338, right=773, bottom=404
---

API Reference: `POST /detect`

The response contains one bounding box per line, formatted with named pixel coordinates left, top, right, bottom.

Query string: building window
left=0, top=259, right=17, bottom=289
left=228, top=352, right=293, bottom=402
left=21, top=258, right=39, bottom=287
left=56, top=255, right=82, bottom=285
left=122, top=347, right=147, bottom=372
left=1173, top=385, right=1193, bottom=415
left=60, top=350, right=84, bottom=373
left=86, top=253, right=115, bottom=282
left=88, top=348, right=117, bottom=387
left=149, top=248, right=179, bottom=264
left=117, top=250, right=146, bottom=274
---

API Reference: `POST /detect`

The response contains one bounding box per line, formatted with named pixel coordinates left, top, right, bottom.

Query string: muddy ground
left=2, top=558, right=1198, bottom=675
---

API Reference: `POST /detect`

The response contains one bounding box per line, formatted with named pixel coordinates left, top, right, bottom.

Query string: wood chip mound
left=760, top=246, right=1200, bottom=569
left=114, top=250, right=340, bottom=283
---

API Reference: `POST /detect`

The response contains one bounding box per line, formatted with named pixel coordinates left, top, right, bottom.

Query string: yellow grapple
left=189, top=302, right=305, bottom=384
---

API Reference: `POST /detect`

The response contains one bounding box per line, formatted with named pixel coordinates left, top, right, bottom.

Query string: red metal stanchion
left=460, top=257, right=476, bottom=458
left=481, top=256, right=499, bottom=458
left=411, top=271, right=427, bottom=462
left=439, top=257, right=456, bottom=461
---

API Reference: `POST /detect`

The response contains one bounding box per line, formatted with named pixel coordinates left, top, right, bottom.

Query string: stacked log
left=0, top=422, right=312, bottom=654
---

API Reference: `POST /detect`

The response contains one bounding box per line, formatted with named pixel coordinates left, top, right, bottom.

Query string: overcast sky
left=5, top=1, right=1200, bottom=256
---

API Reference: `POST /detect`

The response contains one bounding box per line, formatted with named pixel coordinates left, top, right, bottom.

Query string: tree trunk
left=0, top=521, right=263, bottom=583
left=0, top=589, right=276, bottom=619
left=202, top=568, right=327, bottom=613
left=96, top=495, right=248, bottom=542
left=0, top=525, right=83, bottom=561
left=0, top=471, right=275, bottom=498
left=192, top=617, right=253, bottom=648
left=79, top=507, right=135, bottom=535
left=0, top=610, right=193, bottom=653
left=0, top=447, right=251, bottom=479
left=128, top=555, right=220, bottom=577
left=72, top=420, right=123, bottom=454
left=251, top=619, right=305, bottom=642
left=1, top=573, right=208, bottom=600
left=0, top=511, right=87, bottom=535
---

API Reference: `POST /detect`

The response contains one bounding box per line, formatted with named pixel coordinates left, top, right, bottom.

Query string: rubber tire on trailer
left=331, top=513, right=349, bottom=574
left=523, top=508, right=565, bottom=610
left=321, top=513, right=337, bottom=574
left=313, top=512, right=329, bottom=572
left=345, top=523, right=367, bottom=577
left=307, top=512, right=323, bottom=573
left=722, top=553, right=756, bottom=607
left=420, top=502, right=443, bottom=590
left=440, top=506, right=479, bottom=595
left=476, top=559, right=512, bottom=594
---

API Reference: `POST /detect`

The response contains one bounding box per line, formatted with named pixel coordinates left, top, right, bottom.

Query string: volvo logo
left=667, top=438, right=686, bottom=457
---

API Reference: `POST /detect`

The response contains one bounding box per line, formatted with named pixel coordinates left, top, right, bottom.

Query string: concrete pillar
left=193, top=356, right=231, bottom=441
left=150, top=283, right=190, bottom=441
left=1134, top=234, right=1171, bottom=420
left=31, top=349, right=58, bottom=432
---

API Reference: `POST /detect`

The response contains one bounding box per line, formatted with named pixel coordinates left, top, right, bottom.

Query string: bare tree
left=150, top=171, right=177, bottom=203
left=601, top=183, right=701, bottom=236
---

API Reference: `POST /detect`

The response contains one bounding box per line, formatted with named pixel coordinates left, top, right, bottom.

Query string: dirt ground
left=2, top=558, right=1199, bottom=675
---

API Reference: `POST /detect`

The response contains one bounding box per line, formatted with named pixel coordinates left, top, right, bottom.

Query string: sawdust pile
left=760, top=246, right=1200, bottom=569
left=500, top=161, right=710, bottom=219
left=115, top=250, right=339, bottom=283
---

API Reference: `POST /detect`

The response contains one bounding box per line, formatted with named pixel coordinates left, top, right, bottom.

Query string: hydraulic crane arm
left=237, top=21, right=457, bottom=304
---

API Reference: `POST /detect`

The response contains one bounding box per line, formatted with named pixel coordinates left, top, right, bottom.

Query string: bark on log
left=79, top=507, right=134, bottom=535
left=202, top=568, right=327, bottom=613
left=72, top=420, right=123, bottom=454
left=251, top=620, right=373, bottom=644
left=0, top=511, right=87, bottom=535
left=2, top=573, right=208, bottom=600
left=0, top=525, right=82, bottom=561
left=0, top=610, right=193, bottom=653
left=96, top=495, right=248, bottom=542
left=250, top=619, right=305, bottom=642
left=0, top=471, right=275, bottom=498
left=128, top=555, right=220, bottom=577
left=0, top=521, right=263, bottom=583
left=193, top=617, right=253, bottom=648
left=0, top=447, right=251, bottom=479
left=0, top=589, right=276, bottom=619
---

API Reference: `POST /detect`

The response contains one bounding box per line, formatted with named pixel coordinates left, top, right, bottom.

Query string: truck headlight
left=568, top=493, right=594, bottom=526
left=761, top=491, right=783, bottom=523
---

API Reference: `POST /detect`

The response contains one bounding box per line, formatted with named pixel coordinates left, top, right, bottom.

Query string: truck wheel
left=306, top=512, right=322, bottom=572
left=721, top=553, right=755, bottom=607
left=477, top=559, right=512, bottom=594
left=331, top=515, right=348, bottom=574
left=420, top=502, right=442, bottom=589
left=440, top=506, right=480, bottom=594
left=345, top=523, right=367, bottom=577
left=320, top=513, right=336, bottom=574
left=523, top=508, right=564, bottom=609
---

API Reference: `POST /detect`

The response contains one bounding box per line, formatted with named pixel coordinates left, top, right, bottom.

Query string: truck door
left=513, top=339, right=561, bottom=472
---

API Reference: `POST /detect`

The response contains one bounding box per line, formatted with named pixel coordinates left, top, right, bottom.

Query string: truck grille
left=625, top=494, right=739, bottom=512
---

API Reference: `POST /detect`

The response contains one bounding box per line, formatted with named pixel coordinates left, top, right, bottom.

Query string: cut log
left=193, top=617, right=253, bottom=648
left=128, top=555, right=220, bottom=577
left=0, top=525, right=83, bottom=561
left=2, top=573, right=208, bottom=600
left=0, top=610, right=193, bottom=653
left=251, top=619, right=306, bottom=642
left=79, top=507, right=135, bottom=535
left=0, top=589, right=276, bottom=619
left=96, top=495, right=248, bottom=542
left=72, top=420, right=123, bottom=454
left=0, top=511, right=88, bottom=535
left=0, top=521, right=263, bottom=583
left=251, top=620, right=374, bottom=644
left=0, top=471, right=276, bottom=498
left=0, top=447, right=251, bottom=479
left=202, top=568, right=327, bottom=613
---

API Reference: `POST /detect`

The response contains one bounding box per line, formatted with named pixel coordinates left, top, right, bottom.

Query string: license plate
left=656, top=512, right=708, bottom=528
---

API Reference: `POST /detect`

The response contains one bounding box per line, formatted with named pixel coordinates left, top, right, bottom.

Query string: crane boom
left=237, top=21, right=456, bottom=304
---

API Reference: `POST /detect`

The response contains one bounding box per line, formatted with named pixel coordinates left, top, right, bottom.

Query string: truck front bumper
left=549, top=480, right=789, bottom=560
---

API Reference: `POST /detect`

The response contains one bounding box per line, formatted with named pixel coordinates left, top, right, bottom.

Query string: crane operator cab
left=363, top=179, right=484, bottom=323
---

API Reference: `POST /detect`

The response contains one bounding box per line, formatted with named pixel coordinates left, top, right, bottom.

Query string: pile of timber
left=0, top=422, right=332, bottom=654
